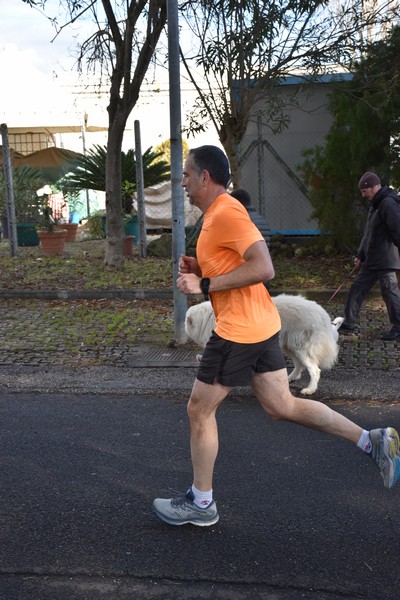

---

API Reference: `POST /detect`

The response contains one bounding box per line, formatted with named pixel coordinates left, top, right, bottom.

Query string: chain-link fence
left=132, top=181, right=202, bottom=233
left=240, top=80, right=337, bottom=236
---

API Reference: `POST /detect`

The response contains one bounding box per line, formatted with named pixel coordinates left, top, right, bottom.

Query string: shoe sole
left=383, top=428, right=400, bottom=489
left=153, top=509, right=219, bottom=527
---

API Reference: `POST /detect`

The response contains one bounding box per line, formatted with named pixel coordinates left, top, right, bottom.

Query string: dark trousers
left=344, top=266, right=400, bottom=331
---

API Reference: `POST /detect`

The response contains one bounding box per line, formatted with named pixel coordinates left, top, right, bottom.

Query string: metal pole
left=257, top=115, right=265, bottom=214
left=81, top=113, right=90, bottom=217
left=167, top=0, right=187, bottom=343
left=134, top=120, right=147, bottom=258
left=1, top=123, right=18, bottom=257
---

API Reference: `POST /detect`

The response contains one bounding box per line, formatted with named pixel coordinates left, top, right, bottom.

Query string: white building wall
left=240, top=79, right=340, bottom=235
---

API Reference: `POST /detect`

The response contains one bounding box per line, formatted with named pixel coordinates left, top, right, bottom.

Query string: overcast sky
left=0, top=1, right=85, bottom=80
left=0, top=1, right=218, bottom=150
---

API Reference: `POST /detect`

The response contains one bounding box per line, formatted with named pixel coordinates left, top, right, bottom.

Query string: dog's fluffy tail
left=331, top=316, right=344, bottom=344
left=332, top=316, right=344, bottom=330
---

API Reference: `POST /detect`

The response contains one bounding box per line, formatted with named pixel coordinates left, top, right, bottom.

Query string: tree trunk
left=219, top=106, right=249, bottom=188
left=220, top=128, right=243, bottom=189
left=104, top=117, right=126, bottom=269
left=226, top=146, right=242, bottom=189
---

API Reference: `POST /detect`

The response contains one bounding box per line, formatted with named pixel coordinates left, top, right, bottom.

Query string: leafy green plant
left=87, top=209, right=106, bottom=239
left=57, top=183, right=85, bottom=218
left=0, top=165, right=46, bottom=222
left=299, top=26, right=400, bottom=250
left=62, top=145, right=170, bottom=214
left=36, top=185, right=61, bottom=232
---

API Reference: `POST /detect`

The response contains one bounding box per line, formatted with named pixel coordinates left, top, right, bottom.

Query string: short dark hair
left=230, top=188, right=252, bottom=207
left=189, top=145, right=231, bottom=187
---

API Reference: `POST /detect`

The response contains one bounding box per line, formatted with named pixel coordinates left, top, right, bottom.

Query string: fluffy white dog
left=185, top=294, right=344, bottom=395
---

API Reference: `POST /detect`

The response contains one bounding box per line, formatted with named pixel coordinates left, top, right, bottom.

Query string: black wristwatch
left=200, top=277, right=210, bottom=301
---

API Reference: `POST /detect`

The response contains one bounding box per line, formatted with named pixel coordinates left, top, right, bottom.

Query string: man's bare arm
left=176, top=241, right=274, bottom=296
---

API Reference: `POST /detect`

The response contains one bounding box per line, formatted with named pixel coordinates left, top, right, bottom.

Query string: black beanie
left=358, top=172, right=381, bottom=190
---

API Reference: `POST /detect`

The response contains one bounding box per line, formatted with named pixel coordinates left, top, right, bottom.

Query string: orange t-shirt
left=196, top=193, right=281, bottom=343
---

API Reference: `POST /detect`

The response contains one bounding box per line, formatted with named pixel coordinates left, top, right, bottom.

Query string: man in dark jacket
left=340, top=172, right=400, bottom=340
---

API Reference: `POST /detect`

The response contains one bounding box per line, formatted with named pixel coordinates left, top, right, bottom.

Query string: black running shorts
left=196, top=331, right=286, bottom=387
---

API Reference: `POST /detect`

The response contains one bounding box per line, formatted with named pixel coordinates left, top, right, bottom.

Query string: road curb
left=0, top=289, right=175, bottom=300
left=0, top=288, right=369, bottom=300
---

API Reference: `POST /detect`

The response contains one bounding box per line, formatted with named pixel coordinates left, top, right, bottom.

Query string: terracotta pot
left=61, top=222, right=79, bottom=242
left=123, top=235, right=134, bottom=258
left=37, top=229, right=67, bottom=256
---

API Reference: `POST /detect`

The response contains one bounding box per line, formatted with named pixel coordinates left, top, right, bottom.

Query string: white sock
left=357, top=430, right=372, bottom=454
left=192, top=484, right=213, bottom=508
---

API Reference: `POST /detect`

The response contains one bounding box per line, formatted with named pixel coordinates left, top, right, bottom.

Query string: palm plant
left=0, top=165, right=46, bottom=222
left=61, top=145, right=170, bottom=214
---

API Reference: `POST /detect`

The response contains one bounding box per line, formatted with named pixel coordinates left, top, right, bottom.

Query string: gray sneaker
left=153, top=488, right=219, bottom=526
left=369, top=427, right=400, bottom=489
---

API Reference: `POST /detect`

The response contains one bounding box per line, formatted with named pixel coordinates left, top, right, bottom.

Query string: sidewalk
left=0, top=290, right=399, bottom=401
left=0, top=290, right=399, bottom=367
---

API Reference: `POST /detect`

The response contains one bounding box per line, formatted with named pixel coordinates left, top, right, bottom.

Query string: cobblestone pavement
left=0, top=294, right=399, bottom=369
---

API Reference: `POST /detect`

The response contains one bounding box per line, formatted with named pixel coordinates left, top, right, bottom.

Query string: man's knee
left=253, top=371, right=297, bottom=420
left=187, top=380, right=229, bottom=422
left=187, top=394, right=198, bottom=410
left=261, top=399, right=295, bottom=421
left=187, top=395, right=202, bottom=422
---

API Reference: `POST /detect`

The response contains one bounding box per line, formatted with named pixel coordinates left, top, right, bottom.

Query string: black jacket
left=357, top=185, right=400, bottom=270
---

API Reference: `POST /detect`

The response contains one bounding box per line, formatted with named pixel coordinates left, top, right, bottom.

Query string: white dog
left=185, top=294, right=344, bottom=395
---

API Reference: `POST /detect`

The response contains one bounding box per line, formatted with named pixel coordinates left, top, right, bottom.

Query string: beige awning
left=7, top=125, right=107, bottom=134
left=1, top=146, right=83, bottom=182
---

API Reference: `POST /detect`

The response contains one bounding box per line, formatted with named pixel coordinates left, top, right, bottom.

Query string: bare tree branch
left=179, top=0, right=399, bottom=184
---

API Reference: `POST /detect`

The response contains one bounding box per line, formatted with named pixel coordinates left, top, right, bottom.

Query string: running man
left=153, top=145, right=400, bottom=526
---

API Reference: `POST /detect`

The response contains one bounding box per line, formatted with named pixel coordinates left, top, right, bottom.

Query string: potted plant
left=36, top=185, right=67, bottom=255
left=60, top=220, right=79, bottom=242
left=123, top=210, right=138, bottom=240
left=122, top=233, right=135, bottom=258
left=58, top=183, right=85, bottom=241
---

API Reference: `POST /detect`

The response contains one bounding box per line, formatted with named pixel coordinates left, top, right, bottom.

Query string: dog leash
left=326, top=265, right=358, bottom=304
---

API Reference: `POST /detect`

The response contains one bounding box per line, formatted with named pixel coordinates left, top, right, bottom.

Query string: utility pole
left=1, top=123, right=18, bottom=257
left=167, top=0, right=187, bottom=343
left=81, top=113, right=90, bottom=217
left=134, top=120, right=147, bottom=258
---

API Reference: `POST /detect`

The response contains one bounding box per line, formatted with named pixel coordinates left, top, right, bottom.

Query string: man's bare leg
left=152, top=378, right=229, bottom=526
left=188, top=378, right=232, bottom=491
left=152, top=368, right=400, bottom=525
left=252, top=369, right=362, bottom=442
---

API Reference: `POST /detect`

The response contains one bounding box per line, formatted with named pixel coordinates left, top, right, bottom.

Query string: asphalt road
left=1, top=382, right=400, bottom=600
